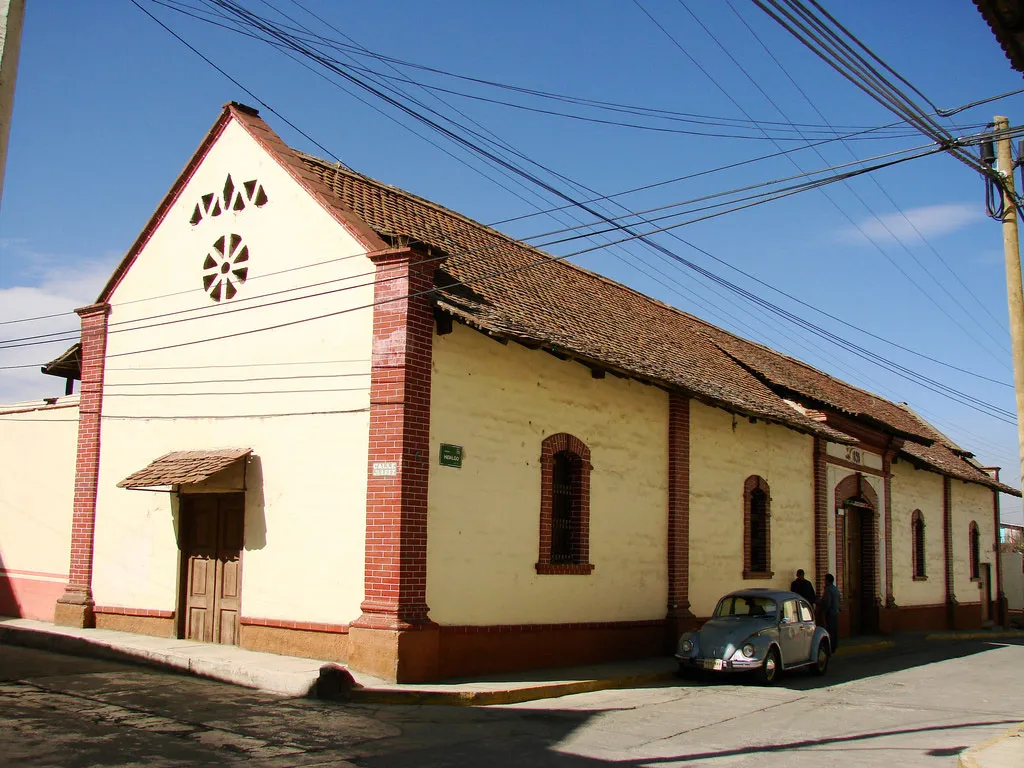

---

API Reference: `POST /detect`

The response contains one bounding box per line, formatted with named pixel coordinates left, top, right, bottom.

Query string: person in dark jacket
left=790, top=569, right=817, bottom=607
left=819, top=573, right=841, bottom=651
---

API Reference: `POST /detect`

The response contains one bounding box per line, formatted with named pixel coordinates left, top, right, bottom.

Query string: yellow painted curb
left=833, top=640, right=895, bottom=657
left=958, top=721, right=1024, bottom=768
left=926, top=631, right=1024, bottom=642
left=349, top=671, right=676, bottom=707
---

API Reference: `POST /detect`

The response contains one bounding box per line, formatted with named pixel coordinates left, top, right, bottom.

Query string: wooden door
left=181, top=494, right=244, bottom=645
left=846, top=508, right=862, bottom=636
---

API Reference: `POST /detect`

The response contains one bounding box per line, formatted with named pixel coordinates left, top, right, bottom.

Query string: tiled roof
left=223, top=106, right=1017, bottom=496
left=118, top=448, right=251, bottom=489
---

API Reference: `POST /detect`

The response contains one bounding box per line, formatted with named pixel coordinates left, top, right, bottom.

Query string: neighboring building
left=1, top=103, right=1018, bottom=682
left=1001, top=523, right=1024, bottom=622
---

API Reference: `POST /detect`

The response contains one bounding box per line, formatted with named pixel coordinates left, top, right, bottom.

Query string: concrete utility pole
left=0, top=0, right=25, bottom=211
left=995, top=115, right=1024, bottom=486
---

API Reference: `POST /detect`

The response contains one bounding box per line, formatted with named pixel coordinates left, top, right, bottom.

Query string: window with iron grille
left=969, top=521, right=981, bottom=580
left=743, top=475, right=772, bottom=579
left=912, top=510, right=927, bottom=579
left=536, top=433, right=594, bottom=575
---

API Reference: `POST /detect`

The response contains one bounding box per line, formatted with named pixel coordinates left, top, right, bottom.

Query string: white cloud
left=839, top=203, right=983, bottom=244
left=0, top=247, right=116, bottom=405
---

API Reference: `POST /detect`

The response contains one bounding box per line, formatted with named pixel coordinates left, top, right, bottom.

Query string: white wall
left=91, top=118, right=373, bottom=625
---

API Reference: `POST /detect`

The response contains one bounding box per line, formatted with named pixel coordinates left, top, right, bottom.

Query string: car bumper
left=675, top=655, right=763, bottom=672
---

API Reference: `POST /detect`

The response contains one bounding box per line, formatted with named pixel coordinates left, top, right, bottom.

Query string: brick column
left=348, top=246, right=442, bottom=682
left=813, top=438, right=828, bottom=596
left=54, top=302, right=110, bottom=628
left=666, top=392, right=694, bottom=641
left=943, top=476, right=956, bottom=628
left=883, top=448, right=896, bottom=610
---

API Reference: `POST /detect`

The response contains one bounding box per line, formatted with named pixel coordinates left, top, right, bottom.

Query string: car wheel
left=757, top=648, right=781, bottom=685
left=810, top=642, right=829, bottom=676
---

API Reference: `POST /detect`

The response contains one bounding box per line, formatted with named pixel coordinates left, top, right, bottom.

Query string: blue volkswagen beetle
left=675, top=588, right=831, bottom=684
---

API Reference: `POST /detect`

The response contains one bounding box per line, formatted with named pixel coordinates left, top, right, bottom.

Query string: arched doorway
left=835, top=473, right=879, bottom=637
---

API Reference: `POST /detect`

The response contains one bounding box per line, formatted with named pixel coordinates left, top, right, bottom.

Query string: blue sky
left=2, top=1, right=1024, bottom=521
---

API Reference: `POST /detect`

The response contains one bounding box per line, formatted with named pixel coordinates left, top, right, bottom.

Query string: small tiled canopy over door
left=180, top=494, right=244, bottom=645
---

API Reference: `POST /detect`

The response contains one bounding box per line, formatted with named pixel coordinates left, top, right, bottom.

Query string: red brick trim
left=240, top=617, right=349, bottom=634
left=883, top=448, right=896, bottom=607
left=536, top=432, right=594, bottom=574
left=667, top=392, right=693, bottom=619
left=813, top=438, right=828, bottom=595
left=94, top=606, right=174, bottom=619
left=993, top=489, right=1005, bottom=624
left=439, top=619, right=665, bottom=634
left=56, top=303, right=110, bottom=620
left=742, top=475, right=772, bottom=579
left=353, top=246, right=442, bottom=631
left=943, top=476, right=955, bottom=608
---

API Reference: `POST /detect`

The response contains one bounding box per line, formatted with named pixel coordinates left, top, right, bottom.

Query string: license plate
left=701, top=659, right=724, bottom=671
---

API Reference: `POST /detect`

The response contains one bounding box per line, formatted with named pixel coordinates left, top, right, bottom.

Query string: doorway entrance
left=842, top=501, right=878, bottom=636
left=178, top=493, right=244, bottom=645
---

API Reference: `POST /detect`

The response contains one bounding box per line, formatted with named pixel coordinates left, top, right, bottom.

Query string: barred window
left=912, top=510, right=926, bottom=579
left=537, top=434, right=594, bottom=575
left=970, top=521, right=981, bottom=580
left=744, top=476, right=772, bottom=579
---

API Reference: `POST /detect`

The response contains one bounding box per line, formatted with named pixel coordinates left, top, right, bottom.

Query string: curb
left=833, top=640, right=894, bottom=657
left=926, top=631, right=1024, bottom=642
left=958, top=722, right=1024, bottom=768
left=0, top=624, right=318, bottom=698
left=348, top=671, right=677, bottom=707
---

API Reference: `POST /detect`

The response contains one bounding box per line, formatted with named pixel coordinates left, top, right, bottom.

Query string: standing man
left=790, top=568, right=817, bottom=606
left=819, top=573, right=841, bottom=652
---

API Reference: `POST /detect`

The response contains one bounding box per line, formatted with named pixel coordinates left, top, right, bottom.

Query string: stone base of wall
left=94, top=609, right=174, bottom=637
left=240, top=622, right=348, bottom=662
left=952, top=601, right=983, bottom=630
left=880, top=604, right=948, bottom=633
left=436, top=620, right=667, bottom=680
left=347, top=625, right=440, bottom=683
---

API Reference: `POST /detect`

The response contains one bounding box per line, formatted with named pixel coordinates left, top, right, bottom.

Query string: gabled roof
left=100, top=104, right=1019, bottom=497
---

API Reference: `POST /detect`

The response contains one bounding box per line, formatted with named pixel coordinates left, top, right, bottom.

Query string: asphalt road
left=1, top=637, right=1022, bottom=767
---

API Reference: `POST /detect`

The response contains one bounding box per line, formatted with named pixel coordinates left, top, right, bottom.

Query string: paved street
left=1, top=638, right=1022, bottom=767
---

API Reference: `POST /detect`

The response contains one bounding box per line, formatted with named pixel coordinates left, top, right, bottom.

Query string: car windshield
left=713, top=595, right=777, bottom=619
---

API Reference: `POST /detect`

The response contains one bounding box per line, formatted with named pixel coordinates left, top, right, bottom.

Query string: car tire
left=757, top=648, right=780, bottom=685
left=810, top=641, right=829, bottom=676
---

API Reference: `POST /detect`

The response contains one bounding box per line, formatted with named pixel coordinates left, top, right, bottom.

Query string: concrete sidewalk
left=959, top=722, right=1024, bottom=768
left=1, top=616, right=1020, bottom=707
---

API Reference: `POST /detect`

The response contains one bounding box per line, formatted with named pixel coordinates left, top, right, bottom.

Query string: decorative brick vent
left=203, top=234, right=249, bottom=302
left=190, top=174, right=268, bottom=225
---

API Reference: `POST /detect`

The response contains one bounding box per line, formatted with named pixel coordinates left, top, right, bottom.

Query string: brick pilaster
left=813, top=437, right=828, bottom=596
left=353, top=246, right=440, bottom=631
left=883, top=448, right=895, bottom=608
left=666, top=392, right=693, bottom=632
left=943, top=475, right=956, bottom=626
left=55, top=302, right=110, bottom=628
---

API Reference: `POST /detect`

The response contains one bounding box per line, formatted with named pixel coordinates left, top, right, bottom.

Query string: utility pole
left=994, top=115, right=1024, bottom=487
left=0, top=0, right=25, bottom=211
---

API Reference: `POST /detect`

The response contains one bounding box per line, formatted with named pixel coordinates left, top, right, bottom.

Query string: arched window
left=743, top=476, right=772, bottom=579
left=911, top=510, right=926, bottom=580
left=537, top=433, right=594, bottom=575
left=969, top=521, right=981, bottom=580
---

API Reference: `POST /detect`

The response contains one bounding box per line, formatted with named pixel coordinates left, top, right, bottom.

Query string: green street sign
left=439, top=443, right=463, bottom=468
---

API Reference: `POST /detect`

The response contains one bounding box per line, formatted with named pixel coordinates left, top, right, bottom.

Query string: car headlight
left=742, top=643, right=755, bottom=658
left=680, top=639, right=693, bottom=653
